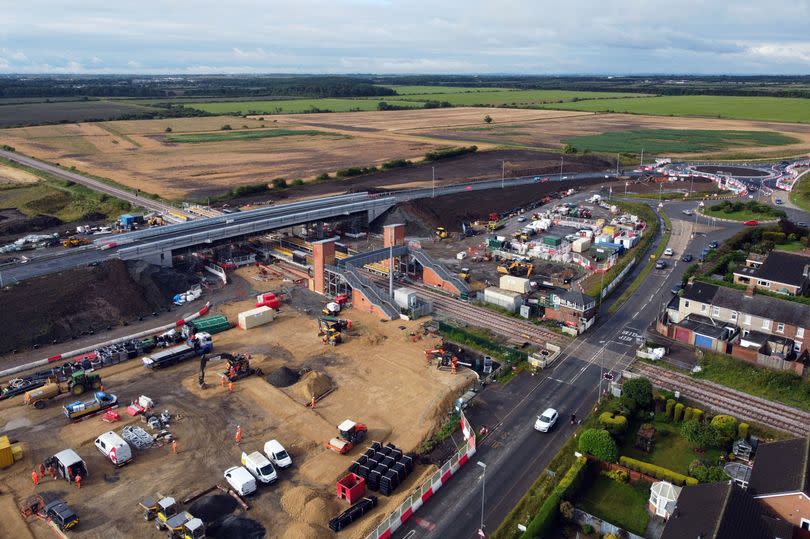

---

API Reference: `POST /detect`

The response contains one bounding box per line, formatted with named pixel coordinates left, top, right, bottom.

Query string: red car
left=743, top=220, right=759, bottom=226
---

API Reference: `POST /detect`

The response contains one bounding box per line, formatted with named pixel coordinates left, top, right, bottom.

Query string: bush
left=291, top=179, right=304, bottom=186
left=674, top=403, right=685, bottom=422
left=381, top=159, right=412, bottom=170
left=559, top=500, right=574, bottom=520
left=315, top=172, right=331, bottom=181
left=423, top=145, right=478, bottom=162
left=692, top=408, right=704, bottom=422
left=165, top=127, right=172, bottom=132
left=336, top=166, right=377, bottom=178
left=578, top=429, right=618, bottom=463
left=522, top=491, right=560, bottom=538
left=605, top=398, right=633, bottom=417
left=665, top=399, right=676, bottom=419
left=681, top=419, right=722, bottom=450
left=619, top=456, right=698, bottom=486
left=711, top=415, right=738, bottom=443
left=557, top=456, right=588, bottom=499
left=228, top=182, right=269, bottom=198
left=601, top=469, right=629, bottom=483
left=581, top=523, right=594, bottom=534
left=738, top=422, right=749, bottom=440
left=599, top=412, right=628, bottom=435
left=221, top=124, right=232, bottom=130
left=689, top=459, right=731, bottom=483
left=622, top=377, right=653, bottom=408
left=684, top=407, right=694, bottom=422
left=271, top=178, right=288, bottom=189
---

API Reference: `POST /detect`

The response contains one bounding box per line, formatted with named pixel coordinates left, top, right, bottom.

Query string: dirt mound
left=188, top=494, right=238, bottom=523
left=301, top=496, right=328, bottom=526
left=267, top=366, right=300, bottom=387
left=206, top=515, right=266, bottom=539
left=291, top=371, right=333, bottom=401
left=0, top=212, right=62, bottom=236
left=281, top=522, right=320, bottom=539
left=0, top=258, right=196, bottom=354
left=281, top=485, right=317, bottom=519
left=361, top=330, right=387, bottom=346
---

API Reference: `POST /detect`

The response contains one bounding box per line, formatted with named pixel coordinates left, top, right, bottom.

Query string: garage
left=674, top=326, right=692, bottom=343
left=694, top=334, right=715, bottom=350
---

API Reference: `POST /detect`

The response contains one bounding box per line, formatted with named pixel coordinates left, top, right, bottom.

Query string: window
left=651, top=493, right=659, bottom=507
left=802, top=518, right=810, bottom=531
left=798, top=327, right=805, bottom=339
left=777, top=322, right=785, bottom=333
left=744, top=314, right=752, bottom=325
left=701, top=304, right=707, bottom=312
left=762, top=319, right=771, bottom=330
left=684, top=300, right=690, bottom=308
left=757, top=279, right=770, bottom=287
left=712, top=307, right=720, bottom=317
left=730, top=311, right=738, bottom=322
left=795, top=342, right=803, bottom=353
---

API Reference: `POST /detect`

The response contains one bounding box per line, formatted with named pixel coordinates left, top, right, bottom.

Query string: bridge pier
left=141, top=249, right=173, bottom=267
left=367, top=202, right=394, bottom=223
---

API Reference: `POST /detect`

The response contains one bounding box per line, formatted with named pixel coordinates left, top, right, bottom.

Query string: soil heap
left=188, top=495, right=238, bottom=523
left=291, top=371, right=333, bottom=401
left=266, top=366, right=300, bottom=387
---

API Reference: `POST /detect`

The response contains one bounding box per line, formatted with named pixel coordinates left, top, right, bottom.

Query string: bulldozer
left=326, top=419, right=368, bottom=454
left=24, top=371, right=102, bottom=409
left=434, top=227, right=449, bottom=240
left=62, top=237, right=90, bottom=248
left=497, top=261, right=533, bottom=278
left=458, top=267, right=471, bottom=282
left=318, top=316, right=352, bottom=346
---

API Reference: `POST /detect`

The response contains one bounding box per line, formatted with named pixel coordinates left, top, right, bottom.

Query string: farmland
left=541, top=95, right=810, bottom=124
left=562, top=129, right=801, bottom=154
left=166, top=128, right=345, bottom=143
left=0, top=99, right=162, bottom=128
left=379, top=85, right=513, bottom=94
left=183, top=98, right=424, bottom=115
left=385, top=89, right=647, bottom=106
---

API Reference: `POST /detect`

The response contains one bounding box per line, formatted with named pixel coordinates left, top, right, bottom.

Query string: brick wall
left=423, top=266, right=461, bottom=295
left=312, top=239, right=336, bottom=295
left=351, top=288, right=391, bottom=319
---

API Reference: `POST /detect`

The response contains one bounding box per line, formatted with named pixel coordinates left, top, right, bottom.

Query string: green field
left=389, top=89, right=645, bottom=106
left=379, top=85, right=512, bottom=94
left=166, top=128, right=343, bottom=143
left=542, top=95, right=810, bottom=123
left=564, top=129, right=800, bottom=154
left=182, top=98, right=424, bottom=115
left=703, top=200, right=786, bottom=221
left=789, top=169, right=810, bottom=212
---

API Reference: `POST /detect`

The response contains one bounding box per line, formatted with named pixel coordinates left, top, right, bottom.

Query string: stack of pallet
left=348, top=441, right=414, bottom=496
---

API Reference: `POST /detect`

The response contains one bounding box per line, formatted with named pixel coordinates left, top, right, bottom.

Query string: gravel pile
left=266, top=366, right=300, bottom=387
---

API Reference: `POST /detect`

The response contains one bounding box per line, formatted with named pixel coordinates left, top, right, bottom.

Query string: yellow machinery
left=497, top=261, right=533, bottom=278
left=435, top=227, right=449, bottom=240
left=458, top=268, right=471, bottom=282
left=62, top=237, right=90, bottom=248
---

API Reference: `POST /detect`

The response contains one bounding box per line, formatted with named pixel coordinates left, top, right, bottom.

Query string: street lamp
left=560, top=156, right=564, bottom=178
left=477, top=461, right=487, bottom=537
left=501, top=160, right=505, bottom=189
left=432, top=166, right=436, bottom=198
left=624, top=181, right=628, bottom=197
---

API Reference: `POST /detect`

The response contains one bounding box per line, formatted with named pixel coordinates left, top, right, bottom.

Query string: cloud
left=748, top=43, right=810, bottom=64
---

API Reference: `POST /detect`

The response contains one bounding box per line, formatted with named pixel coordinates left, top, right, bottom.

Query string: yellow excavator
left=497, top=261, right=533, bottom=278
left=435, top=227, right=449, bottom=240
left=62, top=237, right=90, bottom=248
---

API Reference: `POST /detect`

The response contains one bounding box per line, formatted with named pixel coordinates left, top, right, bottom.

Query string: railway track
left=632, top=362, right=810, bottom=436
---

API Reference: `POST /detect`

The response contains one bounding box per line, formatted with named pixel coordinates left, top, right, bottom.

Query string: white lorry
left=240, top=451, right=277, bottom=484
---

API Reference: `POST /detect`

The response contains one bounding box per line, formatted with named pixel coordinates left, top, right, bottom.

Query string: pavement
left=392, top=196, right=780, bottom=539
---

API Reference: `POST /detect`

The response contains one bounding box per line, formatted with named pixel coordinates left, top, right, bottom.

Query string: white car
left=264, top=439, right=293, bottom=469
left=664, top=248, right=674, bottom=256
left=534, top=408, right=558, bottom=432
left=517, top=217, right=526, bottom=223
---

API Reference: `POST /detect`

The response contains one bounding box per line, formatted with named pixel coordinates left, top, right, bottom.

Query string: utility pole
left=501, top=160, right=505, bottom=189
left=616, top=153, right=620, bottom=175
left=560, top=156, right=564, bottom=177
left=640, top=148, right=644, bottom=168
left=432, top=166, right=435, bottom=198
left=477, top=461, right=487, bottom=537
left=625, top=181, right=629, bottom=197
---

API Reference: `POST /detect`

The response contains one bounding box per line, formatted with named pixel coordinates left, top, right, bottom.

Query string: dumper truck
left=142, top=333, right=213, bottom=369
left=24, top=371, right=102, bottom=409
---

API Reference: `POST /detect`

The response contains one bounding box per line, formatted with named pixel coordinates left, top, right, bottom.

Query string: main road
left=392, top=199, right=760, bottom=539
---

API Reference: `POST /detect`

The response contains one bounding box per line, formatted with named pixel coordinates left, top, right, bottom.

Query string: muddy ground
left=0, top=267, right=474, bottom=539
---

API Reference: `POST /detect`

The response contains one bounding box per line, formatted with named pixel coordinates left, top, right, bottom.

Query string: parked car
left=517, top=216, right=526, bottom=223
left=798, top=222, right=809, bottom=228
left=708, top=241, right=719, bottom=249
left=264, top=439, right=293, bottom=469
left=224, top=466, right=257, bottom=496
left=241, top=451, right=277, bottom=484
left=682, top=209, right=693, bottom=216
left=663, top=248, right=674, bottom=256
left=775, top=199, right=783, bottom=205
left=534, top=408, right=558, bottom=432
left=44, top=500, right=79, bottom=531
left=94, top=431, right=133, bottom=467
left=743, top=220, right=759, bottom=226
left=682, top=253, right=693, bottom=262
left=655, top=260, right=667, bottom=269
left=671, top=283, right=684, bottom=295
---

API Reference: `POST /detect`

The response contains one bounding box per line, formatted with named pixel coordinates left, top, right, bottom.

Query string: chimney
left=744, top=285, right=755, bottom=298
left=803, top=264, right=810, bottom=279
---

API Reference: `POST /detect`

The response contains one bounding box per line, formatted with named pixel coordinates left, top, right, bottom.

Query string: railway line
left=632, top=362, right=810, bottom=436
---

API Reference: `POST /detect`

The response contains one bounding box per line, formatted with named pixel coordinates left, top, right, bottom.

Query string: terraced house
left=733, top=251, right=810, bottom=296
left=661, top=281, right=810, bottom=373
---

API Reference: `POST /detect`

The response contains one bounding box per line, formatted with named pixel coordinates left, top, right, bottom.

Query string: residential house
left=660, top=482, right=787, bottom=539
left=544, top=289, right=597, bottom=330
left=734, top=251, right=810, bottom=296
left=748, top=437, right=810, bottom=531
left=666, top=282, right=810, bottom=361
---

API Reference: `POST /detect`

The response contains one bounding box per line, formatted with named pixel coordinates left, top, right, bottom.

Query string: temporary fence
left=364, top=411, right=477, bottom=539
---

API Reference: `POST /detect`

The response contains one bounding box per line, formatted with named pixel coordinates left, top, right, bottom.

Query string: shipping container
left=542, top=235, right=562, bottom=247
left=393, top=287, right=417, bottom=309
left=572, top=237, right=592, bottom=253
left=187, top=315, right=231, bottom=335
left=483, top=287, right=524, bottom=313
left=238, top=306, right=275, bottom=330
left=499, top=275, right=531, bottom=294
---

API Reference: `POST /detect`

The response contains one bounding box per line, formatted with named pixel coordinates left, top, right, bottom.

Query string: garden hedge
left=578, top=429, right=619, bottom=463
left=557, top=456, right=588, bottom=499
left=711, top=415, right=738, bottom=442
left=599, top=412, right=629, bottom=434
left=684, top=407, right=694, bottom=422
left=692, top=408, right=704, bottom=421
left=674, top=403, right=685, bottom=422
left=619, top=456, right=699, bottom=486
left=665, top=399, right=676, bottom=419
left=521, top=456, right=587, bottom=538
left=738, top=422, right=750, bottom=440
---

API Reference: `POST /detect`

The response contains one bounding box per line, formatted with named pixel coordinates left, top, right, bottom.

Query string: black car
left=682, top=253, right=693, bottom=262
left=45, top=500, right=79, bottom=531
left=671, top=283, right=684, bottom=294
left=655, top=260, right=667, bottom=269
left=708, top=241, right=719, bottom=249
left=798, top=222, right=808, bottom=228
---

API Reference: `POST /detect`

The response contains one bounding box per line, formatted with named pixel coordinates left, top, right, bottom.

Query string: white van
left=263, top=440, right=292, bottom=469
left=241, top=451, right=277, bottom=484
left=224, top=466, right=257, bottom=496
left=94, top=431, right=133, bottom=466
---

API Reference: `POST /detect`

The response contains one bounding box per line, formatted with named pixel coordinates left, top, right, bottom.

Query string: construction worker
left=32, top=469, right=39, bottom=486
left=171, top=440, right=178, bottom=455
left=39, top=463, right=45, bottom=478
left=220, top=375, right=226, bottom=389
left=229, top=367, right=236, bottom=380
left=235, top=425, right=243, bottom=444
left=74, top=474, right=81, bottom=489
left=228, top=381, right=234, bottom=392
left=48, top=465, right=56, bottom=480
left=310, top=396, right=316, bottom=409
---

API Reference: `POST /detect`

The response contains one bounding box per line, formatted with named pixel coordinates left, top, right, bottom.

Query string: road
left=392, top=199, right=752, bottom=539
left=0, top=149, right=190, bottom=218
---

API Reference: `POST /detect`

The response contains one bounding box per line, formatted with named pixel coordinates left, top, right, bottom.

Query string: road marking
left=404, top=531, right=417, bottom=539
left=547, top=377, right=569, bottom=384
left=413, top=518, right=436, bottom=531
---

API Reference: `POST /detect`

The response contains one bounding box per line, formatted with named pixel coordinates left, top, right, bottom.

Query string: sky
left=1, top=0, right=809, bottom=75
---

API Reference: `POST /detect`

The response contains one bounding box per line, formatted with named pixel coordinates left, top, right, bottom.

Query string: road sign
left=603, top=372, right=614, bottom=381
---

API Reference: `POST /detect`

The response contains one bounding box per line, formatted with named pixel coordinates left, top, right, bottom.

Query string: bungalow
left=734, top=251, right=810, bottom=296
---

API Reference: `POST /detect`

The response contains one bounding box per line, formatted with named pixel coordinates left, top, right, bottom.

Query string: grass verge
left=701, top=200, right=786, bottom=221
left=789, top=169, right=810, bottom=212
left=562, top=129, right=800, bottom=154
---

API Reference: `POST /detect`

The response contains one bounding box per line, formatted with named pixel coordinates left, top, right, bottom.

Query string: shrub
left=336, top=166, right=377, bottom=178
left=681, top=419, right=722, bottom=450
left=522, top=491, right=560, bottom=538
left=315, top=172, right=331, bottom=181
left=581, top=523, right=594, bottom=534
left=674, top=403, right=685, bottom=422
left=484, top=114, right=493, bottom=124
left=684, top=407, right=694, bottom=422
left=605, top=398, right=633, bottom=417
left=738, top=422, right=750, bottom=440
left=689, top=459, right=731, bottom=483
left=557, top=456, right=588, bottom=499
left=165, top=127, right=172, bottom=132
left=228, top=182, right=269, bottom=198
left=622, top=377, right=653, bottom=408
left=423, top=145, right=478, bottom=162
left=559, top=500, right=574, bottom=520
left=291, top=179, right=304, bottom=186
left=381, top=159, right=412, bottom=170
left=599, top=412, right=628, bottom=435
left=578, top=429, right=618, bottom=463
left=665, top=399, right=675, bottom=419
left=619, top=456, right=698, bottom=486
left=271, top=178, right=288, bottom=189
left=711, top=415, right=738, bottom=443
left=221, top=124, right=232, bottom=130
left=692, top=408, right=704, bottom=422
left=601, top=469, right=629, bottom=483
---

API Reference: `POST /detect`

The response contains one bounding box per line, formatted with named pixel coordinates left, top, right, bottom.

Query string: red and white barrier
left=365, top=412, right=477, bottom=539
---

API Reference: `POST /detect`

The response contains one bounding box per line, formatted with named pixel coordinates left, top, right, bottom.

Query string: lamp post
left=501, top=160, right=505, bottom=189
left=477, top=461, right=487, bottom=536
left=624, top=181, right=628, bottom=197
left=432, top=166, right=435, bottom=198
left=560, top=156, right=564, bottom=178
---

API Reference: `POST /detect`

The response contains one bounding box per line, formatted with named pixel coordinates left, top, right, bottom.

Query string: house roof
left=557, top=289, right=595, bottom=308
left=660, top=482, right=774, bottom=539
left=678, top=314, right=728, bottom=339
left=734, top=250, right=810, bottom=288
left=748, top=437, right=810, bottom=496
left=681, top=282, right=810, bottom=329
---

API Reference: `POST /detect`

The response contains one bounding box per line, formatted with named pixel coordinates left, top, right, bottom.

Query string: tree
left=484, top=114, right=493, bottom=124
left=578, top=429, right=618, bottom=462
left=681, top=419, right=721, bottom=449
left=221, top=124, right=232, bottom=130
left=710, top=415, right=738, bottom=444
left=622, top=378, right=653, bottom=409
left=165, top=127, right=172, bottom=133
left=559, top=500, right=574, bottom=520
